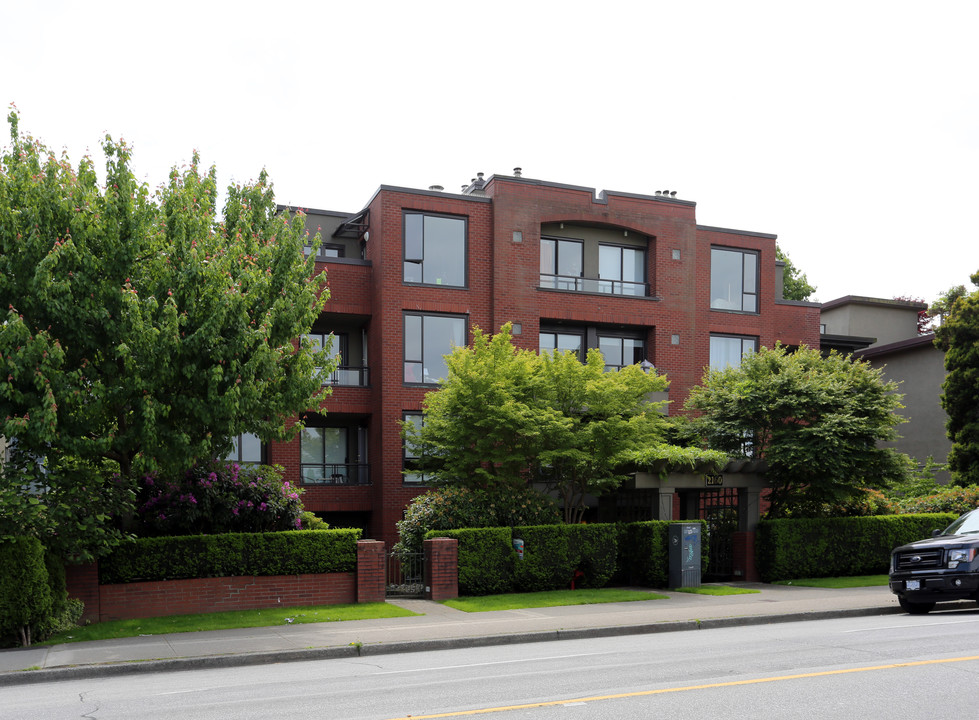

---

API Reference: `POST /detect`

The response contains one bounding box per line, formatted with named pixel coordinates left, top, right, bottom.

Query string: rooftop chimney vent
left=513, top=167, right=522, bottom=177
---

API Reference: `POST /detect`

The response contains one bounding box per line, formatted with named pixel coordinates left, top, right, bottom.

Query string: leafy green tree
left=686, top=344, right=911, bottom=518
left=404, top=325, right=669, bottom=523
left=0, top=111, right=332, bottom=559
left=776, top=244, right=816, bottom=301
left=934, top=271, right=979, bottom=486
left=930, top=284, right=968, bottom=326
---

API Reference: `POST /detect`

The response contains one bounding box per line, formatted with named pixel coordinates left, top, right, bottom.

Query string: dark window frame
left=402, top=412, right=430, bottom=486
left=402, top=211, right=468, bottom=288
left=710, top=246, right=760, bottom=313
left=403, top=311, right=469, bottom=386
left=597, top=242, right=647, bottom=296
left=709, top=333, right=759, bottom=370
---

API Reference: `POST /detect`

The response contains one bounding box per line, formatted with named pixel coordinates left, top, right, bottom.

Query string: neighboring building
left=820, top=296, right=951, bottom=483
left=259, top=171, right=820, bottom=548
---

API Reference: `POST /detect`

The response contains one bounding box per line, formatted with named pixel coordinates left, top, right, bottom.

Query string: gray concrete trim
left=697, top=225, right=778, bottom=240
left=374, top=185, right=492, bottom=204
left=821, top=295, right=928, bottom=312
left=775, top=299, right=821, bottom=308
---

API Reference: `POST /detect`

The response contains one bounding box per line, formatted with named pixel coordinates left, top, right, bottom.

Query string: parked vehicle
left=890, top=508, right=979, bottom=614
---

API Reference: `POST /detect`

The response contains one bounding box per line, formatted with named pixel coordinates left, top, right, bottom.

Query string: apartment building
left=252, top=171, right=820, bottom=547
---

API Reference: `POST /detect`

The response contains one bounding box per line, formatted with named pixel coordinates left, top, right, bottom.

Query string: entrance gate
left=386, top=551, right=425, bottom=598
left=698, top=488, right=739, bottom=581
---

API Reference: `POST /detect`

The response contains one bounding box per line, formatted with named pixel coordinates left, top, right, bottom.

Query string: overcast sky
left=4, top=0, right=977, bottom=306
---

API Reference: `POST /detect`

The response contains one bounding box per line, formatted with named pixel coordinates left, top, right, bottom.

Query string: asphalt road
left=4, top=610, right=979, bottom=719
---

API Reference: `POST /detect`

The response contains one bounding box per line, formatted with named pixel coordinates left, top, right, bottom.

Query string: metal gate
left=698, top=488, right=739, bottom=581
left=386, top=551, right=425, bottom=598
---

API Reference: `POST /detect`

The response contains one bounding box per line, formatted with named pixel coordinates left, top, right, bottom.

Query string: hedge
left=429, top=521, right=703, bottom=594
left=99, top=529, right=362, bottom=584
left=756, top=514, right=957, bottom=582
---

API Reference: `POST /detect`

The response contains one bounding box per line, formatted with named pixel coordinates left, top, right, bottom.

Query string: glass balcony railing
left=539, top=274, right=647, bottom=297
left=317, top=365, right=370, bottom=387
left=300, top=464, right=370, bottom=486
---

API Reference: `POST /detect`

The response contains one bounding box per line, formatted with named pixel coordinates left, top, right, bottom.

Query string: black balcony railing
left=318, top=366, right=369, bottom=387
left=539, top=274, right=647, bottom=297
left=301, top=464, right=370, bottom=486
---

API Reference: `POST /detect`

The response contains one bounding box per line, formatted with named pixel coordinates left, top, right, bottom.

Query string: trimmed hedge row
left=429, top=521, right=708, bottom=595
left=99, top=529, right=362, bottom=584
left=756, top=514, right=957, bottom=582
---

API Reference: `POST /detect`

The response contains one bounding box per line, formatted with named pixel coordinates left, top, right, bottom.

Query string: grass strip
left=671, top=584, right=761, bottom=596
left=772, top=575, right=889, bottom=588
left=444, top=588, right=667, bottom=612
left=41, top=602, right=417, bottom=646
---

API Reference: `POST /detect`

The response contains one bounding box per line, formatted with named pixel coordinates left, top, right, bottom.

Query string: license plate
left=906, top=579, right=921, bottom=591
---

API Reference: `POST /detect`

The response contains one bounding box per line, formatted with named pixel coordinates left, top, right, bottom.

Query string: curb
left=0, top=605, right=902, bottom=687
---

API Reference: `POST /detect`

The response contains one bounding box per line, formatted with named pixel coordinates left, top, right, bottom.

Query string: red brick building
left=251, top=171, right=819, bottom=550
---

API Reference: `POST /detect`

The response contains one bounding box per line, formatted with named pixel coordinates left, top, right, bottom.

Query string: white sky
left=4, top=0, right=977, bottom=305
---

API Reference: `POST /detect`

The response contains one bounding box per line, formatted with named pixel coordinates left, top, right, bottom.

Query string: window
left=404, top=313, right=467, bottom=384
left=709, top=334, right=758, bottom=370
left=403, top=413, right=430, bottom=485
left=226, top=432, right=263, bottom=466
left=598, top=335, right=645, bottom=371
left=301, top=426, right=348, bottom=484
left=539, top=330, right=584, bottom=360
left=539, top=237, right=583, bottom=290
left=304, top=242, right=345, bottom=261
left=711, top=247, right=758, bottom=312
left=403, top=212, right=466, bottom=286
left=598, top=245, right=645, bottom=296
left=305, top=332, right=346, bottom=384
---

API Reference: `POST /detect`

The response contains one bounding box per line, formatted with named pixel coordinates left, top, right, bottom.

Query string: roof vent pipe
left=428, top=185, right=444, bottom=192
left=513, top=167, right=522, bottom=177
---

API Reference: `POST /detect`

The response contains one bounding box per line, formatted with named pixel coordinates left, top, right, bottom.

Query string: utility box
left=669, top=522, right=702, bottom=588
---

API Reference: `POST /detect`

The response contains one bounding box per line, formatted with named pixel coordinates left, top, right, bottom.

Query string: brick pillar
left=731, top=531, right=760, bottom=582
left=357, top=540, right=386, bottom=603
left=424, top=537, right=458, bottom=601
left=65, top=561, right=101, bottom=624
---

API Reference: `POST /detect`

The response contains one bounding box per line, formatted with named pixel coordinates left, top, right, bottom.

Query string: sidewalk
left=0, top=584, right=907, bottom=686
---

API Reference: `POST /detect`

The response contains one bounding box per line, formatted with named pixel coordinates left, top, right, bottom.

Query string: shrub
left=100, top=529, right=361, bottom=583
left=790, top=488, right=898, bottom=518
left=131, top=462, right=304, bottom=536
left=300, top=511, right=330, bottom=530
left=756, top=514, right=957, bottom=581
left=428, top=527, right=515, bottom=596
left=395, top=486, right=560, bottom=556
left=0, top=537, right=53, bottom=646
left=893, top=486, right=979, bottom=515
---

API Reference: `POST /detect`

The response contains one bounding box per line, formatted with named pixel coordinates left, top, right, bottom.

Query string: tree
left=934, top=271, right=979, bottom=486
left=776, top=244, right=816, bottom=301
left=404, top=324, right=669, bottom=523
left=686, top=344, right=911, bottom=518
left=930, top=284, right=968, bottom=327
left=0, top=111, right=332, bottom=558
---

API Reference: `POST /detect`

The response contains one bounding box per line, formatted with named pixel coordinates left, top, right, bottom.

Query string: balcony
left=300, top=463, right=371, bottom=486
left=321, top=365, right=370, bottom=387
left=539, top=274, right=647, bottom=297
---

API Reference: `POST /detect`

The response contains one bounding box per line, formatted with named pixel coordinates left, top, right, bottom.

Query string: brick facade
left=276, top=173, right=820, bottom=549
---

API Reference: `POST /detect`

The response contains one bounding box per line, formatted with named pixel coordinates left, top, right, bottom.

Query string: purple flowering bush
left=132, top=462, right=304, bottom=536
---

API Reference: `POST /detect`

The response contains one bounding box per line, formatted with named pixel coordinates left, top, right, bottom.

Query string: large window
left=598, top=245, right=645, bottom=296
left=599, top=335, right=645, bottom=371
left=539, top=238, right=584, bottom=290
left=301, top=426, right=348, bottom=483
left=403, top=212, right=466, bottom=287
left=711, top=247, right=758, bottom=312
left=709, top=334, right=758, bottom=370
left=404, top=313, right=467, bottom=384
left=539, top=330, right=584, bottom=360
left=402, top=412, right=430, bottom=485
left=225, top=432, right=263, bottom=466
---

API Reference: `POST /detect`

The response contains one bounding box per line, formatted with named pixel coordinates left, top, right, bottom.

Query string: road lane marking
left=384, top=654, right=979, bottom=719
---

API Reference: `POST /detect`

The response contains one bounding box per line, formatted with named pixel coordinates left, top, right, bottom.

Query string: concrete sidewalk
left=0, top=584, right=911, bottom=686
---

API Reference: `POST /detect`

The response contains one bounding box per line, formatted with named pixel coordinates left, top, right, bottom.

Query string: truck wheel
left=898, top=596, right=935, bottom=614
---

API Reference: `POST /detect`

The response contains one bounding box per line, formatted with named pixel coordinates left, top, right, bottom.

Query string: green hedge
left=428, top=527, right=515, bottom=596
left=430, top=522, right=687, bottom=595
left=100, top=529, right=362, bottom=584
left=756, top=514, right=957, bottom=582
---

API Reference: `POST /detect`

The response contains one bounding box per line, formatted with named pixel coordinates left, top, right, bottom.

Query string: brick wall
left=65, top=539, right=390, bottom=623
left=424, top=537, right=458, bottom=601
